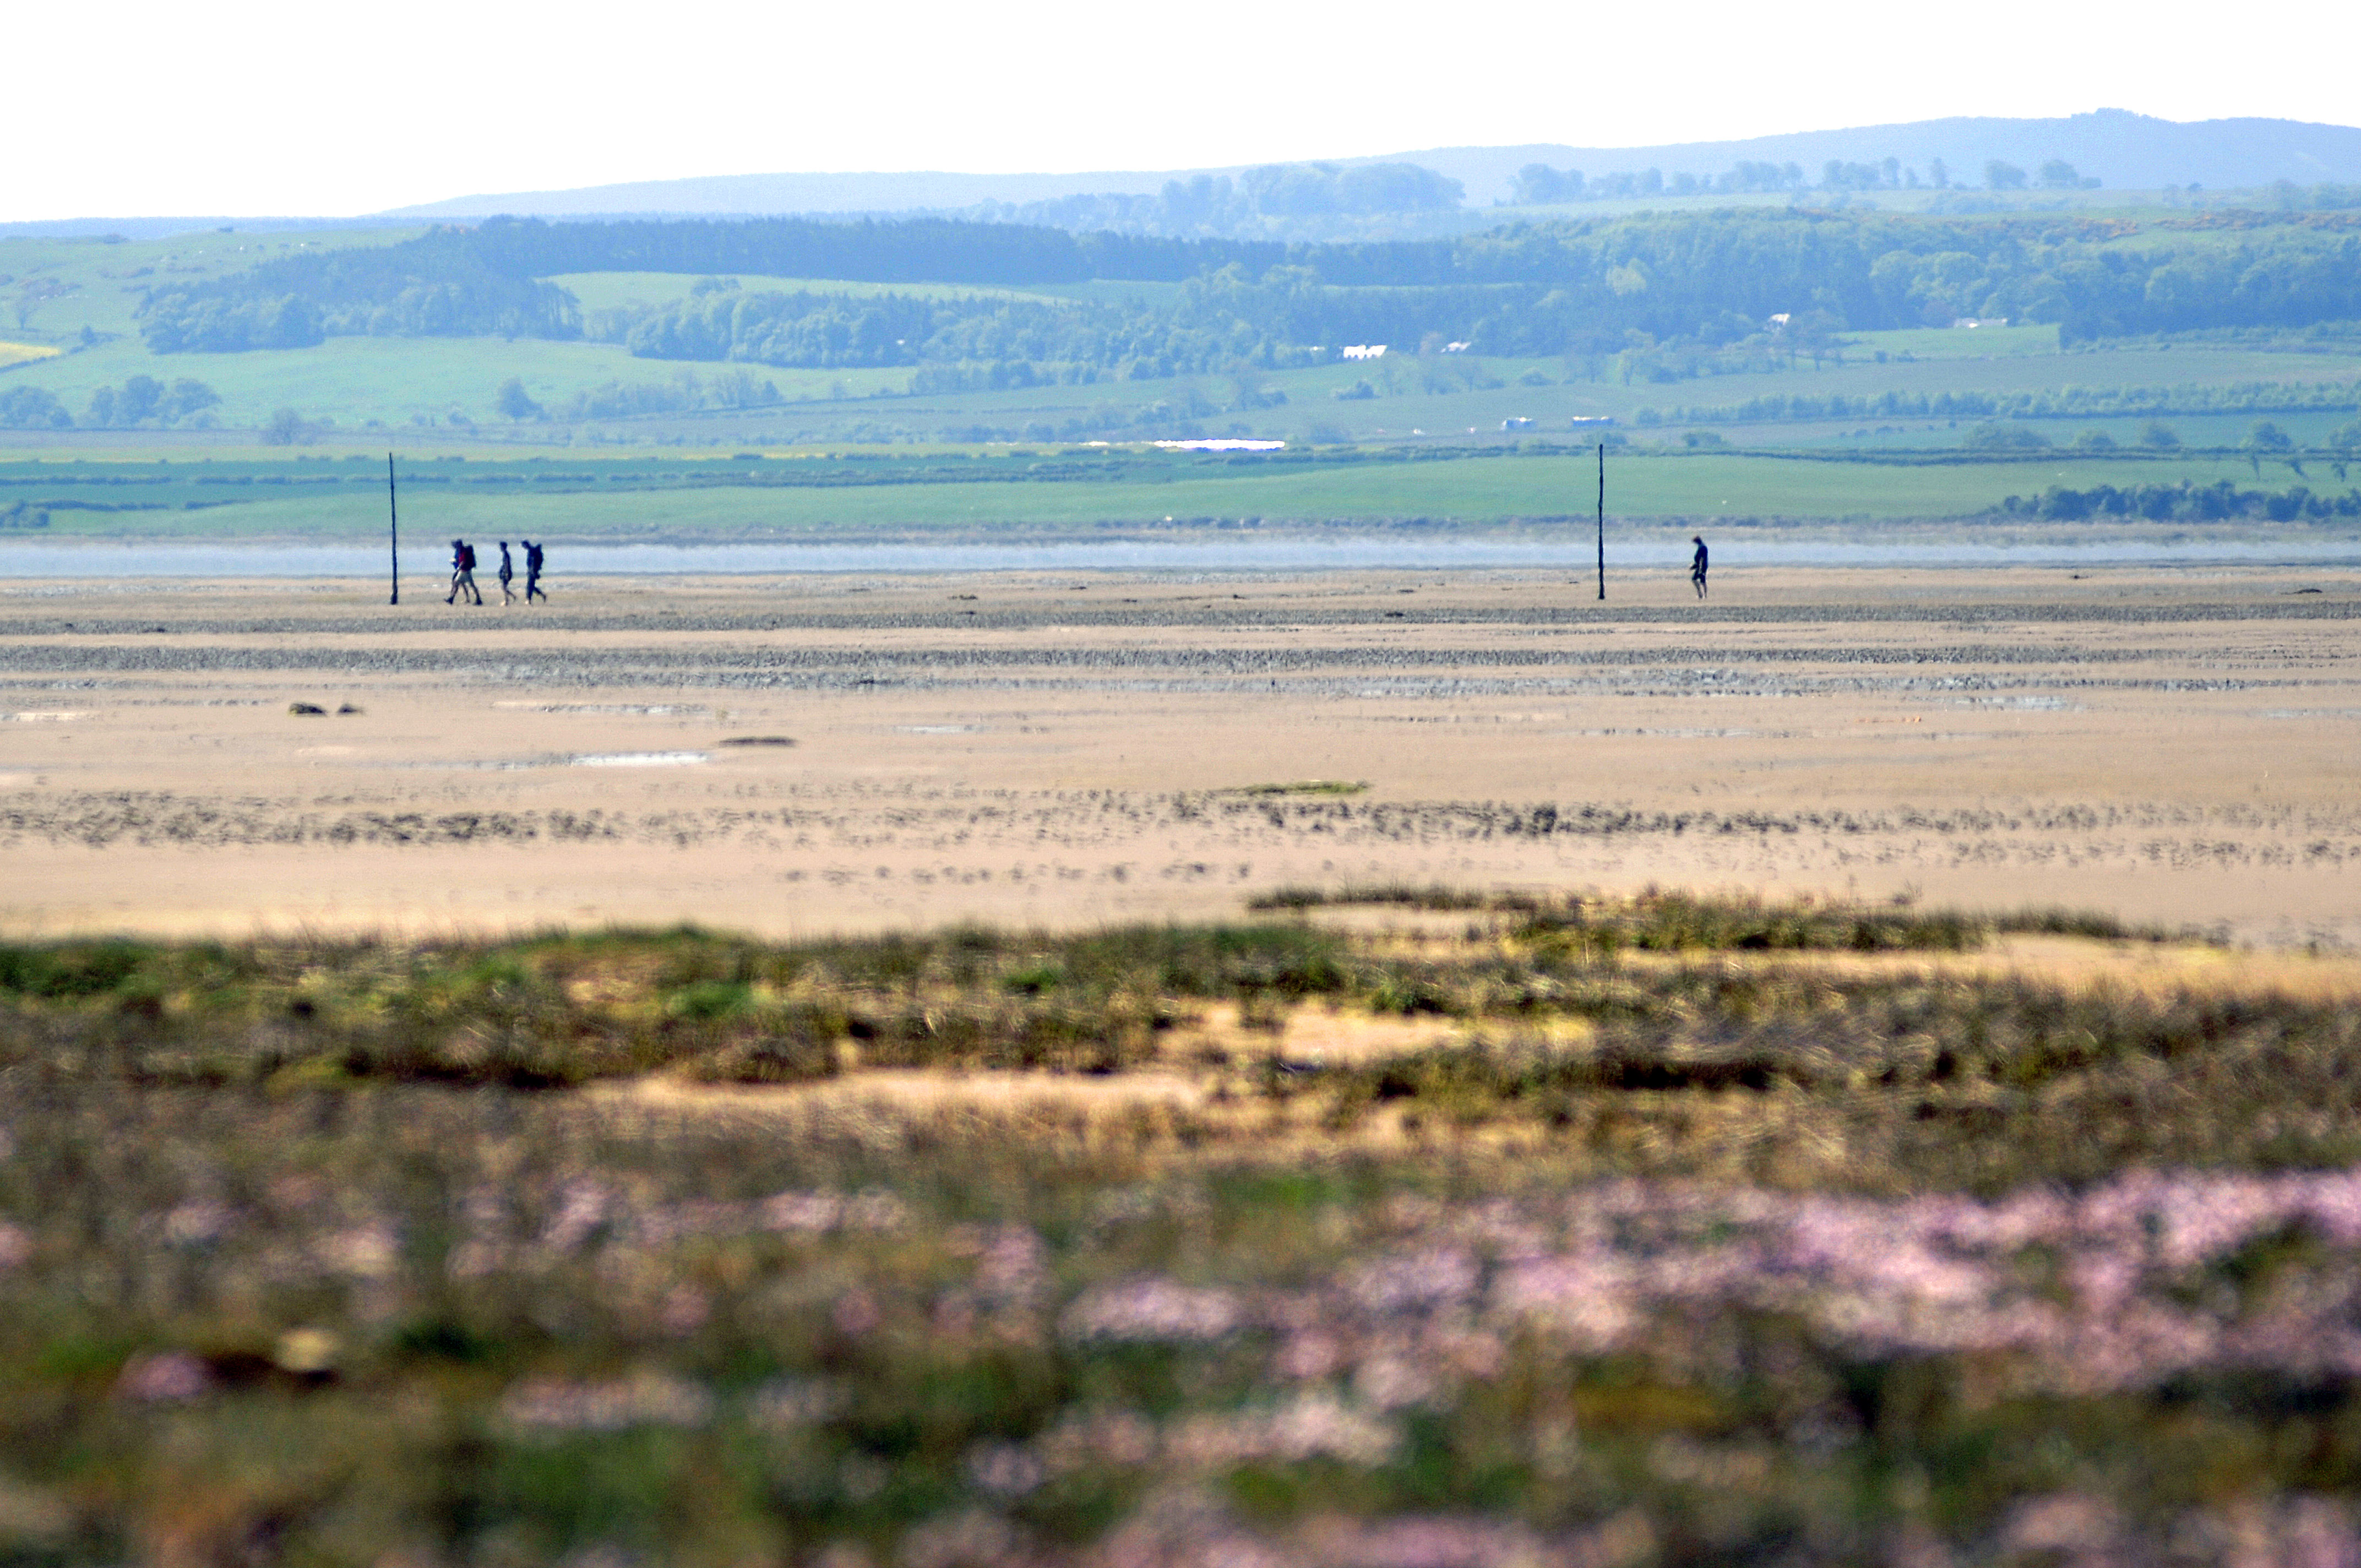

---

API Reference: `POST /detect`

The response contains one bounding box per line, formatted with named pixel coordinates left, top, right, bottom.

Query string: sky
left=13, top=0, right=2359, bottom=221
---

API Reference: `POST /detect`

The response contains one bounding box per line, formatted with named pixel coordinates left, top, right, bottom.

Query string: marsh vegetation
left=6, top=895, right=2360, bottom=1563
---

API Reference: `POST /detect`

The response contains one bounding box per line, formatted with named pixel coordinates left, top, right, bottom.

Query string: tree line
left=1994, top=480, right=2361, bottom=521
left=1510, top=157, right=2096, bottom=203
left=0, top=377, right=220, bottom=429
left=1636, top=378, right=2361, bottom=429
left=950, top=163, right=1466, bottom=241
left=497, top=368, right=787, bottom=422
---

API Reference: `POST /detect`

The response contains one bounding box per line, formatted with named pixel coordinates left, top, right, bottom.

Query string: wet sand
left=2, top=564, right=2355, bottom=943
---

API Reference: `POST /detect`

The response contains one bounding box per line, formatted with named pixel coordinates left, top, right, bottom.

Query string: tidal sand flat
left=1, top=564, right=2355, bottom=944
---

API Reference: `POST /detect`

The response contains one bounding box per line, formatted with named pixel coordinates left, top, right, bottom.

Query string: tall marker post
left=387, top=453, right=399, bottom=606
left=1595, top=442, right=1606, bottom=601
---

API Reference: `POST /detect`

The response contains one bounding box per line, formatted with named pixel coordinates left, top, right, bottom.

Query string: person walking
left=1690, top=535, right=1710, bottom=599
left=446, top=538, right=482, bottom=605
left=523, top=538, right=547, bottom=603
left=497, top=541, right=516, bottom=606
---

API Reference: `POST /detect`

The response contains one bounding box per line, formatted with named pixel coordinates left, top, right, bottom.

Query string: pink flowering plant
left=1, top=905, right=2358, bottom=1564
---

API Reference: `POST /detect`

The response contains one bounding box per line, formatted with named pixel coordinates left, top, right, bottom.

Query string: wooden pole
left=387, top=453, right=399, bottom=606
left=1595, top=442, right=1605, bottom=601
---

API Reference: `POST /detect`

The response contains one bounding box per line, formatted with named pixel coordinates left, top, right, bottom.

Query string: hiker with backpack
left=447, top=538, right=482, bottom=606
left=522, top=539, right=547, bottom=603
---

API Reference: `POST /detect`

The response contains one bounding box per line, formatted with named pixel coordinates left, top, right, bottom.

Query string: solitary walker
left=1690, top=535, right=1710, bottom=599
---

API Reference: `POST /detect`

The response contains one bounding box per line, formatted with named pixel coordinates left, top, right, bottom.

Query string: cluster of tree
left=0, top=377, right=220, bottom=428
left=1510, top=157, right=2097, bottom=203
left=1995, top=480, right=2361, bottom=521
left=953, top=163, right=1466, bottom=241
left=0, top=500, right=47, bottom=530
left=507, top=368, right=787, bottom=422
left=137, top=228, right=579, bottom=351
left=1640, top=377, right=2361, bottom=428
left=2264, top=182, right=2361, bottom=211
left=84, top=375, right=221, bottom=427
left=0, top=386, right=72, bottom=429
left=1964, top=418, right=2338, bottom=460
left=1512, top=162, right=1810, bottom=203
left=260, top=407, right=337, bottom=445
left=909, top=361, right=1105, bottom=394
left=612, top=273, right=1346, bottom=378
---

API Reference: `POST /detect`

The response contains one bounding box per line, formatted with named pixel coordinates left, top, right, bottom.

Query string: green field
left=11, top=328, right=2353, bottom=451
left=0, top=447, right=2321, bottom=541
left=8, top=333, right=921, bottom=431
left=0, top=227, right=416, bottom=343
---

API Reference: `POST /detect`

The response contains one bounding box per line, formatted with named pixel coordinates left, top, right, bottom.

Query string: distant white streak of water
left=3, top=535, right=2360, bottom=579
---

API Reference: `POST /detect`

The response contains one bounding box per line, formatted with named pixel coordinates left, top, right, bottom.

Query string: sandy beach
left=2, top=562, right=2354, bottom=943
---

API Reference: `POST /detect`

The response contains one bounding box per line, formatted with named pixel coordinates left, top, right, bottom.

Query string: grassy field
left=0, top=447, right=2317, bottom=540
left=5, top=893, right=2360, bottom=1564
left=1820, top=322, right=2060, bottom=358
left=7, top=334, right=922, bottom=432
left=9, top=333, right=2351, bottom=454
left=0, top=227, right=417, bottom=344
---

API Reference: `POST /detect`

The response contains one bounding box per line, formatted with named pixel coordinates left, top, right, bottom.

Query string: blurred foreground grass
left=3, top=893, right=2360, bottom=1565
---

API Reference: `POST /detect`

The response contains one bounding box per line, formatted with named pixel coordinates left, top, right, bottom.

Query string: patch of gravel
left=0, top=598, right=2356, bottom=639
left=6, top=789, right=2355, bottom=870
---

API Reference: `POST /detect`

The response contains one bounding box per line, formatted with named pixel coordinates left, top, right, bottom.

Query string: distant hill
left=383, top=110, right=2361, bottom=220
left=387, top=170, right=1200, bottom=221
left=10, top=110, right=2357, bottom=243
left=1403, top=110, right=2361, bottom=202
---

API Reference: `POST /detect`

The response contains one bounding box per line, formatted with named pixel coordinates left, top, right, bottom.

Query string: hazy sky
left=13, top=0, right=2356, bottom=220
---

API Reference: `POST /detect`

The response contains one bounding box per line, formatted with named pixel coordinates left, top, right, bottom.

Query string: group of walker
left=442, top=533, right=1706, bottom=603
left=445, top=538, right=546, bottom=606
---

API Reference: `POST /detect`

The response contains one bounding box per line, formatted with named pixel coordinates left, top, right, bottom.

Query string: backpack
left=460, top=545, right=477, bottom=571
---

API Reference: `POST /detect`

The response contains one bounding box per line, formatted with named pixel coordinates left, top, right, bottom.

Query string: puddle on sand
left=392, top=750, right=711, bottom=772
left=569, top=752, right=709, bottom=767
left=493, top=703, right=710, bottom=716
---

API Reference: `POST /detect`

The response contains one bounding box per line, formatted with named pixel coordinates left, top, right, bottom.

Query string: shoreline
left=5, top=529, right=2361, bottom=578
